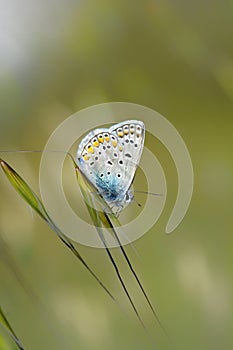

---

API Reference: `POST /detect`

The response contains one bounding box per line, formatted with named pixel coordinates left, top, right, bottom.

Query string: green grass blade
left=0, top=233, right=68, bottom=350
left=100, top=211, right=171, bottom=340
left=0, top=159, right=49, bottom=221
left=0, top=159, right=117, bottom=305
left=94, top=225, right=146, bottom=331
left=0, top=307, right=25, bottom=350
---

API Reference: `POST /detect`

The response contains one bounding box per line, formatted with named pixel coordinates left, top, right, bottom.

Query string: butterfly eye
left=119, top=160, right=123, bottom=165
left=117, top=173, right=121, bottom=178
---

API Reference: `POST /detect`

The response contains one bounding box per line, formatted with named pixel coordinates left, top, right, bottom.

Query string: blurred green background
left=0, top=1, right=233, bottom=349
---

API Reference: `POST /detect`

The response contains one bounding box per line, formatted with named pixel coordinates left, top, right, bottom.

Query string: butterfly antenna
left=134, top=190, right=163, bottom=197
left=103, top=211, right=171, bottom=341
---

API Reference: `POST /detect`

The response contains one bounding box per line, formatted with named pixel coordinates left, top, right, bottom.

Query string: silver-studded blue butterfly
left=76, top=120, right=145, bottom=216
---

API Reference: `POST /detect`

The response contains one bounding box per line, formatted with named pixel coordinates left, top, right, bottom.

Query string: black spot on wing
left=125, top=153, right=132, bottom=158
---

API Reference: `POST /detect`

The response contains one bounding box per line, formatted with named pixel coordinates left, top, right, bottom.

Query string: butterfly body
left=76, top=120, right=145, bottom=215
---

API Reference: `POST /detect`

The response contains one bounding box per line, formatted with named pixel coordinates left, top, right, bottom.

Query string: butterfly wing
left=76, top=120, right=145, bottom=215
left=109, top=120, right=145, bottom=189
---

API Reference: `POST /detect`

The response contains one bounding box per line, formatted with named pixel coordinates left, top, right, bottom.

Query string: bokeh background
left=0, top=1, right=233, bottom=349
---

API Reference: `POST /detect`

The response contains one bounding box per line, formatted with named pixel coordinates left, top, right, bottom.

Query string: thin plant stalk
left=76, top=166, right=147, bottom=330
left=0, top=306, right=25, bottom=350
left=101, top=211, right=170, bottom=340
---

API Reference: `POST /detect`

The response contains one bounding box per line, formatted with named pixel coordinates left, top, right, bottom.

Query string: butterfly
left=76, top=120, right=145, bottom=216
